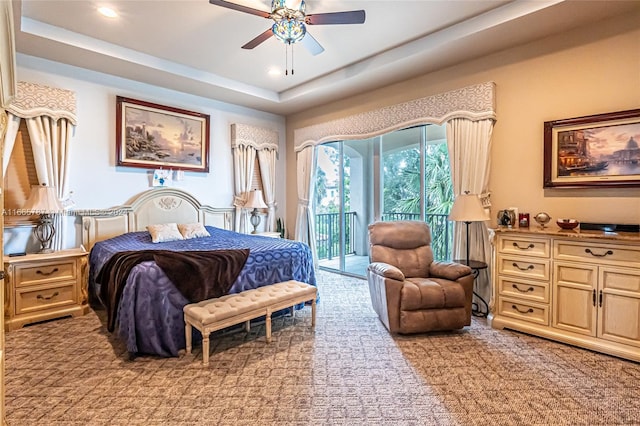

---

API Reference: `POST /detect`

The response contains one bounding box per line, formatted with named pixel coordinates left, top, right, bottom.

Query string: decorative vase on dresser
left=490, top=227, right=640, bottom=362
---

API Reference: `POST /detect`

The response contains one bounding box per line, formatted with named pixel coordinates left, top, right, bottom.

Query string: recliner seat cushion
left=401, top=278, right=466, bottom=311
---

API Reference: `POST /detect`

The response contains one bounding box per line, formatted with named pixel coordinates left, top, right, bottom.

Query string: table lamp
left=448, top=191, right=490, bottom=265
left=245, top=189, right=267, bottom=234
left=23, top=184, right=64, bottom=253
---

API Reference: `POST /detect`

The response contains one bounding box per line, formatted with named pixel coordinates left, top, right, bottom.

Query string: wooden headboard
left=81, top=188, right=234, bottom=251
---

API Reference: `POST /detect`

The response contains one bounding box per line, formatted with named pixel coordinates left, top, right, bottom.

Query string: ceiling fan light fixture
left=271, top=0, right=305, bottom=17
left=272, top=19, right=306, bottom=44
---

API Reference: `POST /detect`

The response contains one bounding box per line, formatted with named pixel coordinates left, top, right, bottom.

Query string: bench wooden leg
left=185, top=321, right=192, bottom=354
left=202, top=334, right=210, bottom=366
left=266, top=309, right=272, bottom=343
left=311, top=298, right=316, bottom=328
left=245, top=320, right=251, bottom=333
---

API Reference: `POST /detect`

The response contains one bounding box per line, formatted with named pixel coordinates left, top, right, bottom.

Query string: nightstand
left=4, top=248, right=89, bottom=331
left=454, top=259, right=489, bottom=318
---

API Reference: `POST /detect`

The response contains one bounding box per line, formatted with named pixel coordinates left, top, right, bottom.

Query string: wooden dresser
left=490, top=227, right=640, bottom=362
left=3, top=248, right=89, bottom=331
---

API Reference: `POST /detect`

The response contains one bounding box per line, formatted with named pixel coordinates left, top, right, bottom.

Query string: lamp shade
left=448, top=193, right=489, bottom=222
left=23, top=185, right=63, bottom=214
left=245, top=189, right=268, bottom=209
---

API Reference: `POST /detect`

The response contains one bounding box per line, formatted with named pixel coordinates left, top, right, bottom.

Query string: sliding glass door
left=314, top=124, right=452, bottom=278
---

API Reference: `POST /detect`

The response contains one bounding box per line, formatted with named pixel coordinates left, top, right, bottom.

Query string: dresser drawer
left=14, top=259, right=77, bottom=287
left=497, top=255, right=550, bottom=281
left=498, top=276, right=549, bottom=303
left=498, top=296, right=549, bottom=326
left=554, top=240, right=640, bottom=266
left=15, top=282, right=76, bottom=315
left=497, top=236, right=550, bottom=258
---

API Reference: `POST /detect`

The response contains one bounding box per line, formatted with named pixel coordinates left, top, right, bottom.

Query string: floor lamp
left=448, top=191, right=489, bottom=265
left=245, top=189, right=268, bottom=234
left=23, top=184, right=64, bottom=253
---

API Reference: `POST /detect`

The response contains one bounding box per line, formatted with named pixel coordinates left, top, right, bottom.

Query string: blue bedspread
left=89, top=226, right=316, bottom=357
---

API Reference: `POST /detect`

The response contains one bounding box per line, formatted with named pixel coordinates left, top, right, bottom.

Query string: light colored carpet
left=5, top=270, right=640, bottom=425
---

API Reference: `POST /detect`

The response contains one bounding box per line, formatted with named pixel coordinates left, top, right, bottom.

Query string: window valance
left=294, top=81, right=495, bottom=151
left=231, top=123, right=279, bottom=152
left=5, top=81, right=77, bottom=124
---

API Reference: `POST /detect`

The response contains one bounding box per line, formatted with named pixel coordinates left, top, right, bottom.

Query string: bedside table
left=4, top=248, right=89, bottom=331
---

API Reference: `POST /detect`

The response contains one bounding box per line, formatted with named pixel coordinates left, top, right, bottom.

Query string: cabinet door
left=598, top=266, right=640, bottom=348
left=553, top=262, right=597, bottom=336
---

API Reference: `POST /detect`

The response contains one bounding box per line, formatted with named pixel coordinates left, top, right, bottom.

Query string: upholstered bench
left=183, top=280, right=317, bottom=366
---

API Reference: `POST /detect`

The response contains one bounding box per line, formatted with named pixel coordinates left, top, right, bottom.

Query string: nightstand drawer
left=498, top=296, right=549, bottom=326
left=14, top=259, right=76, bottom=287
left=15, top=282, right=76, bottom=315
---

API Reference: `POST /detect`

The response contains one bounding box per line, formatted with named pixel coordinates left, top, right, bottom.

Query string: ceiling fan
left=209, top=0, right=366, bottom=56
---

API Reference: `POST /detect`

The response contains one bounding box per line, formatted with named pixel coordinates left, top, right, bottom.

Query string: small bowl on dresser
left=556, top=219, right=580, bottom=230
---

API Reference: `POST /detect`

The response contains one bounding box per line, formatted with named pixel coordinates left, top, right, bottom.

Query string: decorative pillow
left=147, top=223, right=184, bottom=243
left=178, top=222, right=211, bottom=239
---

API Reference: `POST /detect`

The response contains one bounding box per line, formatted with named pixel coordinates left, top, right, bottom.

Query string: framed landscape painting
left=544, top=109, right=640, bottom=188
left=116, top=96, right=210, bottom=172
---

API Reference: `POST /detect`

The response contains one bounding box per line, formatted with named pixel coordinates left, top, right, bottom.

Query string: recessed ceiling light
left=268, top=68, right=281, bottom=77
left=98, top=7, right=118, bottom=18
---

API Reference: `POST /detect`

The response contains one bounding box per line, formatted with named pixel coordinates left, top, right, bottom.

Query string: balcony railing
left=315, top=212, right=357, bottom=260
left=315, top=212, right=453, bottom=262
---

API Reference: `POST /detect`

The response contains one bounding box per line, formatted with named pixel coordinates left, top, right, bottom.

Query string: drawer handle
left=512, top=284, right=534, bottom=293
left=36, top=268, right=59, bottom=276
left=513, top=242, right=534, bottom=250
left=36, top=291, right=59, bottom=301
left=585, top=248, right=613, bottom=258
left=512, top=262, right=534, bottom=271
left=512, top=304, right=534, bottom=314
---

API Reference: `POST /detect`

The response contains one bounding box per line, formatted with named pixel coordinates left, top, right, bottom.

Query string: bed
left=82, top=188, right=316, bottom=358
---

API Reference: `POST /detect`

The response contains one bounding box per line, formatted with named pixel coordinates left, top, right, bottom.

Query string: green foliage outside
left=314, top=136, right=454, bottom=262
left=382, top=142, right=454, bottom=260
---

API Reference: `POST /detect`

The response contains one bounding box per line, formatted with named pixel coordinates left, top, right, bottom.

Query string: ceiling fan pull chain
left=291, top=43, right=295, bottom=75
left=285, top=43, right=289, bottom=76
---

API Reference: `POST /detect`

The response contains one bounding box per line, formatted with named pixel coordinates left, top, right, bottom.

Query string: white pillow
left=147, top=223, right=184, bottom=243
left=178, top=223, right=211, bottom=239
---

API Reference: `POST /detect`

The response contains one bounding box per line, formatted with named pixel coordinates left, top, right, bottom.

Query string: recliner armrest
left=429, top=261, right=473, bottom=281
left=368, top=262, right=405, bottom=281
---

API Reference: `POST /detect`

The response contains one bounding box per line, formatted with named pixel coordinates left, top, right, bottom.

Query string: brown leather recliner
left=367, top=220, right=474, bottom=334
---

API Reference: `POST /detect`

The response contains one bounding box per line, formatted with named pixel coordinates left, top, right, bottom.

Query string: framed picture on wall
left=116, top=96, right=210, bottom=172
left=543, top=109, right=640, bottom=188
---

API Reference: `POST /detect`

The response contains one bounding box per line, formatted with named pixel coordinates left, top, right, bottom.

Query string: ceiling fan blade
left=306, top=10, right=366, bottom=25
left=209, top=0, right=271, bottom=19
left=241, top=28, right=274, bottom=50
left=301, top=32, right=324, bottom=56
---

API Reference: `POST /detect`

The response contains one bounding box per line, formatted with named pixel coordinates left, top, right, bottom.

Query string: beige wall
left=285, top=11, right=640, bottom=233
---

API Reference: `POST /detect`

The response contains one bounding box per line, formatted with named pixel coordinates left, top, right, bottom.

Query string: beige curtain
left=257, top=148, right=277, bottom=232
left=232, top=144, right=256, bottom=233
left=294, top=145, right=318, bottom=263
left=25, top=116, right=74, bottom=251
left=1, top=112, right=20, bottom=175
left=446, top=118, right=494, bottom=303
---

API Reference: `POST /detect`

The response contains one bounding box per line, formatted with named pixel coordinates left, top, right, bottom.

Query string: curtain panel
left=3, top=81, right=77, bottom=250
left=446, top=118, right=495, bottom=303
left=231, top=123, right=279, bottom=233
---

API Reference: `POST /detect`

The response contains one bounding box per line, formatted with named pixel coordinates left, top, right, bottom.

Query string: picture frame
left=543, top=109, right=640, bottom=188
left=116, top=96, right=210, bottom=172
